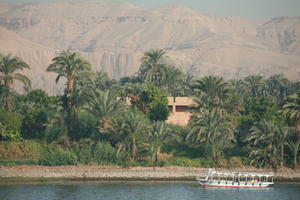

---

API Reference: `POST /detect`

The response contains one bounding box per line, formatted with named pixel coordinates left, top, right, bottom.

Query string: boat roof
left=209, top=169, right=273, bottom=177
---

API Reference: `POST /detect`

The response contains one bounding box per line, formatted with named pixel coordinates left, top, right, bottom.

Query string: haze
left=1, top=0, right=300, bottom=19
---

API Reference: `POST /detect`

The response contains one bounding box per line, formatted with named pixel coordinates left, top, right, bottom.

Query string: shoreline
left=1, top=166, right=300, bottom=183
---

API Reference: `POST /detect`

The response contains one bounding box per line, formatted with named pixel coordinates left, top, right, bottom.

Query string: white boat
left=196, top=169, right=274, bottom=188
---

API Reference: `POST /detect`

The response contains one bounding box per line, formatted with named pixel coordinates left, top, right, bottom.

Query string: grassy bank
left=0, top=140, right=249, bottom=168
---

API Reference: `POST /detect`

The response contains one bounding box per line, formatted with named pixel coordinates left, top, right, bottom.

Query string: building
left=166, top=97, right=194, bottom=126
left=120, top=96, right=194, bottom=126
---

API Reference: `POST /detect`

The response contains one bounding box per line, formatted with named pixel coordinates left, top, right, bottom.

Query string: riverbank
left=1, top=166, right=300, bottom=182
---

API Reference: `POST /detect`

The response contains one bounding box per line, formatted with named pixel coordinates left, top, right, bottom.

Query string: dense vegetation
left=0, top=50, right=299, bottom=170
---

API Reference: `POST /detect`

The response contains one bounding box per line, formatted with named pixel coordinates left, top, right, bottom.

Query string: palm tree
left=228, top=79, right=245, bottom=98
left=0, top=54, right=31, bottom=111
left=148, top=121, right=179, bottom=165
left=47, top=51, right=91, bottom=110
left=243, top=75, right=265, bottom=98
left=47, top=51, right=91, bottom=144
left=161, top=65, right=184, bottom=96
left=287, top=141, right=299, bottom=168
left=0, top=83, right=5, bottom=108
left=282, top=90, right=300, bottom=142
left=246, top=120, right=279, bottom=169
left=86, top=90, right=125, bottom=130
left=265, top=74, right=291, bottom=102
left=92, top=71, right=116, bottom=90
left=139, top=49, right=168, bottom=86
left=193, top=75, right=229, bottom=98
left=187, top=111, right=235, bottom=165
left=182, top=74, right=195, bottom=96
left=277, top=126, right=292, bottom=168
left=118, top=82, right=146, bottom=105
left=48, top=95, right=69, bottom=144
left=110, top=109, right=149, bottom=162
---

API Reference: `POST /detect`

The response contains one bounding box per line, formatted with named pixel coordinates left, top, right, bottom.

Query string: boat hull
left=196, top=178, right=273, bottom=188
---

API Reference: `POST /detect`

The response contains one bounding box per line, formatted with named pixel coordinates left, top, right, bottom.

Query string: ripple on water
left=0, top=182, right=299, bottom=200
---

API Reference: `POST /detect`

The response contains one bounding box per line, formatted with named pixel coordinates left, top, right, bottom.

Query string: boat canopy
left=208, top=169, right=273, bottom=177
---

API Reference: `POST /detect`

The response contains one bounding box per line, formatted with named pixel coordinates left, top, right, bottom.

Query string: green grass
left=0, top=159, right=37, bottom=166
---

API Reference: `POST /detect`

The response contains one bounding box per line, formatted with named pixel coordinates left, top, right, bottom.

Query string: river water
left=0, top=182, right=299, bottom=200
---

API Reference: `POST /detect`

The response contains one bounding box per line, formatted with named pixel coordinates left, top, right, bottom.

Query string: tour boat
left=196, top=169, right=274, bottom=188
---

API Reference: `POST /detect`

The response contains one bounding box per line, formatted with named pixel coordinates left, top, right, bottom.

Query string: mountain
left=0, top=2, right=299, bottom=94
left=257, top=16, right=300, bottom=54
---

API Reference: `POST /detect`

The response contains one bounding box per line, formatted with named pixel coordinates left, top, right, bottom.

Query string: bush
left=72, top=142, right=93, bottom=165
left=165, top=157, right=215, bottom=167
left=39, top=148, right=78, bottom=166
left=93, top=142, right=118, bottom=165
left=0, top=140, right=43, bottom=160
left=0, top=126, right=22, bottom=141
left=198, top=158, right=215, bottom=167
left=158, top=159, right=167, bottom=167
left=166, top=157, right=201, bottom=167
left=228, top=157, right=243, bottom=167
left=0, top=108, right=22, bottom=132
left=0, top=108, right=22, bottom=141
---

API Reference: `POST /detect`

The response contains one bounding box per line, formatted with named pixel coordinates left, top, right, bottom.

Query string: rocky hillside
left=0, top=2, right=299, bottom=94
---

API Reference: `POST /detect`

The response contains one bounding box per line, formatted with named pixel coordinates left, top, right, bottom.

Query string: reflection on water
left=0, top=182, right=299, bottom=200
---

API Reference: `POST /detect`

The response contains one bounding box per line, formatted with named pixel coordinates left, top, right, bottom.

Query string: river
left=0, top=182, right=299, bottom=200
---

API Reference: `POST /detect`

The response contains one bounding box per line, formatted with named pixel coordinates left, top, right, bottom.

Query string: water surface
left=0, top=181, right=299, bottom=200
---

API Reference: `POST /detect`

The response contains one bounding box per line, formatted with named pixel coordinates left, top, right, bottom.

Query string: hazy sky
left=1, top=0, right=300, bottom=19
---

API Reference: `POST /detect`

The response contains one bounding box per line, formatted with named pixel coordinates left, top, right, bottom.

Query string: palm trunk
left=3, top=79, right=12, bottom=111
left=211, top=145, right=219, bottom=167
left=130, top=137, right=136, bottom=162
left=67, top=77, right=74, bottom=110
left=294, top=154, right=298, bottom=169
left=293, top=144, right=299, bottom=169
left=63, top=127, right=69, bottom=147
left=295, top=119, right=300, bottom=143
left=280, top=143, right=284, bottom=168
left=155, top=146, right=161, bottom=164
left=65, top=77, right=74, bottom=146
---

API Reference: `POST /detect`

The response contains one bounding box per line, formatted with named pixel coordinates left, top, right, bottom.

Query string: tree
left=148, top=121, right=179, bottom=165
left=245, top=120, right=291, bottom=169
left=0, top=54, right=31, bottom=111
left=17, top=89, right=53, bottom=140
left=110, top=109, right=149, bottom=162
left=277, top=126, right=292, bottom=168
left=287, top=141, right=299, bottom=168
left=20, top=103, right=48, bottom=140
left=137, top=84, right=169, bottom=121
left=47, top=51, right=91, bottom=144
left=187, top=111, right=235, bottom=165
left=0, top=108, right=22, bottom=141
left=282, top=90, right=300, bottom=142
left=47, top=51, right=91, bottom=110
left=0, top=83, right=5, bottom=108
left=86, top=90, right=125, bottom=130
left=93, top=71, right=116, bottom=90
left=139, top=49, right=168, bottom=86
left=161, top=65, right=184, bottom=96
left=193, top=75, right=229, bottom=100
left=118, top=82, right=146, bottom=105
left=228, top=79, right=245, bottom=97
left=182, top=74, right=195, bottom=96
left=190, top=76, right=233, bottom=118
left=238, top=97, right=279, bottom=141
left=243, top=75, right=265, bottom=98
left=265, top=74, right=292, bottom=103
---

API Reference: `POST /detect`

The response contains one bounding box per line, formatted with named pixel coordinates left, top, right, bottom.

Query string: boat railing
left=205, top=169, right=274, bottom=184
